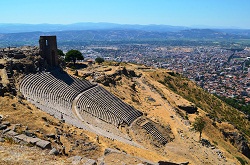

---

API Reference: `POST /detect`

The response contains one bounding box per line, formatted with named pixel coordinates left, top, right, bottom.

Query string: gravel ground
left=0, top=143, right=69, bottom=165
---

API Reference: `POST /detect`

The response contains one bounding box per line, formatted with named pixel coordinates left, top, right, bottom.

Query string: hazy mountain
left=0, top=24, right=250, bottom=47
left=0, top=22, right=189, bottom=33
left=1, top=22, right=250, bottom=34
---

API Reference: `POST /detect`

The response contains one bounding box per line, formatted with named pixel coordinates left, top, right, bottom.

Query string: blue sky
left=0, top=0, right=250, bottom=28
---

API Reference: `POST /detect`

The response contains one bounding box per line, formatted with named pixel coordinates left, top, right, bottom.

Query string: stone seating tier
left=20, top=72, right=81, bottom=117
left=142, top=122, right=167, bottom=145
left=20, top=71, right=142, bottom=128
left=50, top=70, right=95, bottom=92
left=76, top=86, right=142, bottom=125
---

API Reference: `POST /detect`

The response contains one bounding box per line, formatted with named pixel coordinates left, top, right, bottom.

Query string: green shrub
left=236, top=156, right=246, bottom=165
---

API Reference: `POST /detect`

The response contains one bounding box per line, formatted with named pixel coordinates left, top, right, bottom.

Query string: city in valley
left=63, top=44, right=250, bottom=104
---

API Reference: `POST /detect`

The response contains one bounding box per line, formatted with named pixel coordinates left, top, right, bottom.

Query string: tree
left=95, top=57, right=104, bottom=64
left=57, top=49, right=65, bottom=56
left=65, top=49, right=83, bottom=65
left=192, top=116, right=206, bottom=141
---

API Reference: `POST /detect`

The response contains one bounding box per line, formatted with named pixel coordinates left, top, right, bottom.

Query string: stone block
left=0, top=124, right=7, bottom=130
left=5, top=130, right=18, bottom=136
left=26, top=137, right=41, bottom=144
left=36, top=139, right=51, bottom=149
left=67, top=155, right=82, bottom=164
left=49, top=148, right=59, bottom=155
left=104, top=148, right=121, bottom=155
left=1, top=122, right=10, bottom=126
left=15, top=134, right=29, bottom=141
left=2, top=128, right=11, bottom=134
left=46, top=134, right=56, bottom=139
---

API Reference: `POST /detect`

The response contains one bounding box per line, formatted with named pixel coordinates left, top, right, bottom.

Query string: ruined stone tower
left=39, top=36, right=59, bottom=67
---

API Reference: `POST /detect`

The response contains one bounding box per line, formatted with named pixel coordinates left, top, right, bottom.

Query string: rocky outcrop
left=95, top=75, right=116, bottom=86
left=178, top=105, right=197, bottom=114
left=222, top=131, right=250, bottom=158
left=94, top=67, right=140, bottom=86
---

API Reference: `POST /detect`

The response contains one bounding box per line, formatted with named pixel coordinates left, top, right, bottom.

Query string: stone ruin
left=0, top=45, right=43, bottom=96
left=1, top=36, right=171, bottom=147
left=39, top=36, right=59, bottom=67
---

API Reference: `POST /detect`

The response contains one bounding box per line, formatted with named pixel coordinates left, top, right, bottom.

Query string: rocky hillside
left=1, top=59, right=250, bottom=164
left=76, top=61, right=250, bottom=164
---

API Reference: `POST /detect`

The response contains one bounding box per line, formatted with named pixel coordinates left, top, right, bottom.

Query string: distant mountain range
left=0, top=23, right=250, bottom=47
left=0, top=22, right=190, bottom=33
left=1, top=22, right=250, bottom=34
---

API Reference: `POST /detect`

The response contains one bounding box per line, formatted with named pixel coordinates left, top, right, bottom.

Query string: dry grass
left=1, top=62, right=249, bottom=164
left=80, top=63, right=248, bottom=164
left=147, top=69, right=250, bottom=137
